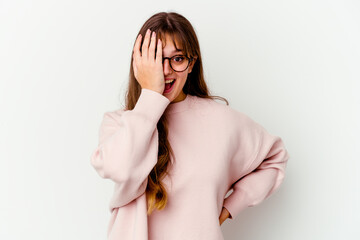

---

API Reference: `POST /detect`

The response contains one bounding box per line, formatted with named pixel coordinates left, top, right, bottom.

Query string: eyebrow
left=170, top=49, right=183, bottom=54
left=163, top=49, right=184, bottom=58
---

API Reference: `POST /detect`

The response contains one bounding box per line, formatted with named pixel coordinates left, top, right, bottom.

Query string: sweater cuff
left=133, top=88, right=170, bottom=122
left=222, top=189, right=250, bottom=220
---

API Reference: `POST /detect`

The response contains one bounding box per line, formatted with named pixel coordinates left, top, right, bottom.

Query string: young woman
left=91, top=11, right=289, bottom=240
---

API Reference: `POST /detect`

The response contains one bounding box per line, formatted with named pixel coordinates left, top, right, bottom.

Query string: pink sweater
left=90, top=88, right=289, bottom=240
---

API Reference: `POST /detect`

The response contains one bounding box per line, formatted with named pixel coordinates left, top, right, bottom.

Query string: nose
left=163, top=58, right=173, bottom=75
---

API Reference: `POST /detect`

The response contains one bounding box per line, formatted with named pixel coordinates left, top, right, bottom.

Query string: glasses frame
left=162, top=55, right=194, bottom=72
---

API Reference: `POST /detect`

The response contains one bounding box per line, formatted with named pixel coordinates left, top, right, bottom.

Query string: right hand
left=132, top=29, right=165, bottom=94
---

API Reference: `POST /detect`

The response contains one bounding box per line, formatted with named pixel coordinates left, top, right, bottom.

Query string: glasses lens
left=171, top=55, right=189, bottom=72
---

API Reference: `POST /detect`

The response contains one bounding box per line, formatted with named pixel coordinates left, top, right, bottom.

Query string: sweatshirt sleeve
left=222, top=116, right=290, bottom=220
left=90, top=88, right=170, bottom=209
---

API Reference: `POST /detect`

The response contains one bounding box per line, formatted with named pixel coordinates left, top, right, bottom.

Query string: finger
left=148, top=31, right=156, bottom=60
left=141, top=29, right=151, bottom=59
left=133, top=33, right=142, bottom=60
left=155, top=38, right=162, bottom=64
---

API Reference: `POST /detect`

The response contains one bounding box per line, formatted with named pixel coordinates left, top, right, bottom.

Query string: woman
left=90, top=11, right=289, bottom=240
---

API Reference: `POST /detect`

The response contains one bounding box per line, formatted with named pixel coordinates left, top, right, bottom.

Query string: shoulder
left=99, top=107, right=127, bottom=127
left=190, top=95, right=228, bottom=115
left=191, top=95, right=259, bottom=127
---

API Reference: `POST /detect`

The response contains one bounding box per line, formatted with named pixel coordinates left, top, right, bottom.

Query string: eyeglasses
left=162, top=55, right=194, bottom=72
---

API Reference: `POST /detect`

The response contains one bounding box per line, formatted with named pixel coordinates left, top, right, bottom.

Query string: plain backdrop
left=1, top=0, right=359, bottom=239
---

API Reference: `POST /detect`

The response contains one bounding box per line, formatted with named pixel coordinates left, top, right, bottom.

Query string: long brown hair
left=123, top=11, right=229, bottom=215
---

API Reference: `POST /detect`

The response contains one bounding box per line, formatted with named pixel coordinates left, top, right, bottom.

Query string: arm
left=223, top=120, right=289, bottom=220
left=90, top=88, right=170, bottom=208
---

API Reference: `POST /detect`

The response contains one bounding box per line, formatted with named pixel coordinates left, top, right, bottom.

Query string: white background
left=1, top=0, right=359, bottom=239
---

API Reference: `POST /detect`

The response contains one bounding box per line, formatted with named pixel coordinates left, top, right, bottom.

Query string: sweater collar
left=164, top=94, right=194, bottom=114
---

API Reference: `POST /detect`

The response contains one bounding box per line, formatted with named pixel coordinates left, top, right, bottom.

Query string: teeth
left=165, top=79, right=175, bottom=84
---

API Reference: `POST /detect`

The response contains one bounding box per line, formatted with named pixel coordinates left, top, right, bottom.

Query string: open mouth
left=164, top=79, right=176, bottom=93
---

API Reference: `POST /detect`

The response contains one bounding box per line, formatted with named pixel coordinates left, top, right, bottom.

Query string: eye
left=173, top=55, right=185, bottom=62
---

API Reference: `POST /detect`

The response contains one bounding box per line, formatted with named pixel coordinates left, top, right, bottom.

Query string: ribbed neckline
left=164, top=94, right=194, bottom=114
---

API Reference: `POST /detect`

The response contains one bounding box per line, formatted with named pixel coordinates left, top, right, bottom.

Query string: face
left=161, top=34, right=197, bottom=103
